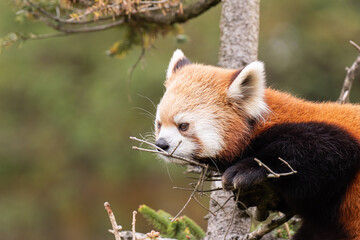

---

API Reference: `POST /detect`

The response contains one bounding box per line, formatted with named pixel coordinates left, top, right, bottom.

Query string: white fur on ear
left=166, top=49, right=189, bottom=79
left=227, top=61, right=268, bottom=119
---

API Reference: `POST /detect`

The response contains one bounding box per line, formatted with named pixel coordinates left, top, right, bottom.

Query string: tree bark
left=204, top=0, right=261, bottom=239
left=218, top=0, right=260, bottom=69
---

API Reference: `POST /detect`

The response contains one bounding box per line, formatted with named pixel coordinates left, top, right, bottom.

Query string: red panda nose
left=155, top=138, right=169, bottom=151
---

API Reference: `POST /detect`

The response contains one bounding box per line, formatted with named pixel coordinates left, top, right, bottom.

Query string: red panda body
left=154, top=50, right=360, bottom=239
left=258, top=89, right=360, bottom=140
left=248, top=89, right=360, bottom=239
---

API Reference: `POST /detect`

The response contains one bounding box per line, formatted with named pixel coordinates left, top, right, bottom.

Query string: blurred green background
left=0, top=0, right=359, bottom=239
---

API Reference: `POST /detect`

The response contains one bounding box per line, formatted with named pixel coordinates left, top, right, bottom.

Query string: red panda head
left=155, top=50, right=268, bottom=164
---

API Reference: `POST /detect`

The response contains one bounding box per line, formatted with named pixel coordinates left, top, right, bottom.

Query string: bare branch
left=199, top=164, right=209, bottom=195
left=104, top=202, right=123, bottom=240
left=350, top=40, right=360, bottom=53
left=132, top=0, right=221, bottom=25
left=130, top=136, right=210, bottom=168
left=172, top=186, right=201, bottom=221
left=245, top=214, right=293, bottom=240
left=173, top=186, right=223, bottom=192
left=26, top=0, right=221, bottom=35
left=214, top=195, right=233, bottom=213
left=278, top=157, right=297, bottom=174
left=132, top=211, right=137, bottom=240
left=171, top=166, right=208, bottom=221
left=284, top=222, right=292, bottom=239
left=27, top=32, right=68, bottom=40
left=254, top=157, right=297, bottom=178
left=170, top=140, right=182, bottom=156
left=130, top=136, right=167, bottom=153
left=184, top=176, right=222, bottom=181
left=337, top=41, right=360, bottom=103
left=184, top=165, right=205, bottom=174
left=119, top=230, right=175, bottom=240
left=47, top=18, right=126, bottom=34
left=193, top=196, right=216, bottom=216
left=27, top=0, right=177, bottom=24
left=128, top=45, right=146, bottom=82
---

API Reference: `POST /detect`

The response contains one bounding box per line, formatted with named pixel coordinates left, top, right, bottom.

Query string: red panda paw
left=222, top=158, right=266, bottom=191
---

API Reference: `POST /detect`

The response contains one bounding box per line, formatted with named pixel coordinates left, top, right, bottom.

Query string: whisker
left=207, top=157, right=221, bottom=177
left=138, top=112, right=156, bottom=119
left=132, top=107, right=155, bottom=119
left=165, top=162, right=174, bottom=183
left=197, top=145, right=222, bottom=177
left=137, top=93, right=157, bottom=110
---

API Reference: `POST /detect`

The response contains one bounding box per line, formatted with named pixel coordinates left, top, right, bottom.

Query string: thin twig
left=127, top=45, right=146, bottom=102
left=172, top=187, right=223, bottom=192
left=193, top=196, right=216, bottom=216
left=170, top=140, right=182, bottom=156
left=132, top=145, right=208, bottom=167
left=183, top=166, right=204, bottom=174
left=278, top=157, right=297, bottom=173
left=184, top=176, right=222, bottom=181
left=246, top=214, right=294, bottom=240
left=174, top=186, right=225, bottom=208
left=254, top=158, right=297, bottom=178
left=199, top=164, right=209, bottom=196
left=284, top=222, right=292, bottom=239
left=171, top=167, right=206, bottom=221
left=214, top=195, right=233, bottom=213
left=130, top=136, right=167, bottom=153
left=52, top=18, right=126, bottom=33
left=350, top=40, right=360, bottom=52
left=236, top=200, right=253, bottom=219
left=130, top=136, right=210, bottom=168
left=337, top=40, right=360, bottom=103
left=132, top=211, right=137, bottom=240
left=104, top=202, right=123, bottom=240
left=27, top=32, right=68, bottom=40
left=200, top=192, right=227, bottom=212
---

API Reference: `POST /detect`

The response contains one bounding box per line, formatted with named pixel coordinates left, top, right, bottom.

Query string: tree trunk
left=218, top=0, right=260, bottom=69
left=204, top=0, right=261, bottom=239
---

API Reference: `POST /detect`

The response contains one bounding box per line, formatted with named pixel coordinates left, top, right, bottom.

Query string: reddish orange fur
left=160, top=63, right=360, bottom=237
left=159, top=65, right=251, bottom=158
left=254, top=89, right=360, bottom=139
left=254, top=89, right=360, bottom=239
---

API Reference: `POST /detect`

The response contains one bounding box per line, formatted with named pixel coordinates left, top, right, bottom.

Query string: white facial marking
left=155, top=107, right=161, bottom=129
left=157, top=126, right=196, bottom=164
left=195, top=117, right=223, bottom=158
left=178, top=112, right=223, bottom=158
left=155, top=109, right=225, bottom=163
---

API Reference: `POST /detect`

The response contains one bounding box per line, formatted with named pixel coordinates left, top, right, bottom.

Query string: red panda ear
left=166, top=49, right=191, bottom=80
left=227, top=61, right=268, bottom=119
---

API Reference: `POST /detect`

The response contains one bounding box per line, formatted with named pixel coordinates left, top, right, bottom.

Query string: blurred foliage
left=260, top=0, right=360, bottom=102
left=106, top=24, right=185, bottom=58
left=138, top=204, right=205, bottom=239
left=0, top=0, right=359, bottom=240
left=1, top=0, right=186, bottom=57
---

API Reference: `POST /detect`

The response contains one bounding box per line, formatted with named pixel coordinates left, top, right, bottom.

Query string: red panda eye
left=157, top=122, right=161, bottom=129
left=178, top=123, right=189, bottom=131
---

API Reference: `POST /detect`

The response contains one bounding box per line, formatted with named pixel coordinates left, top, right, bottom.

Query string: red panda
left=154, top=50, right=360, bottom=240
